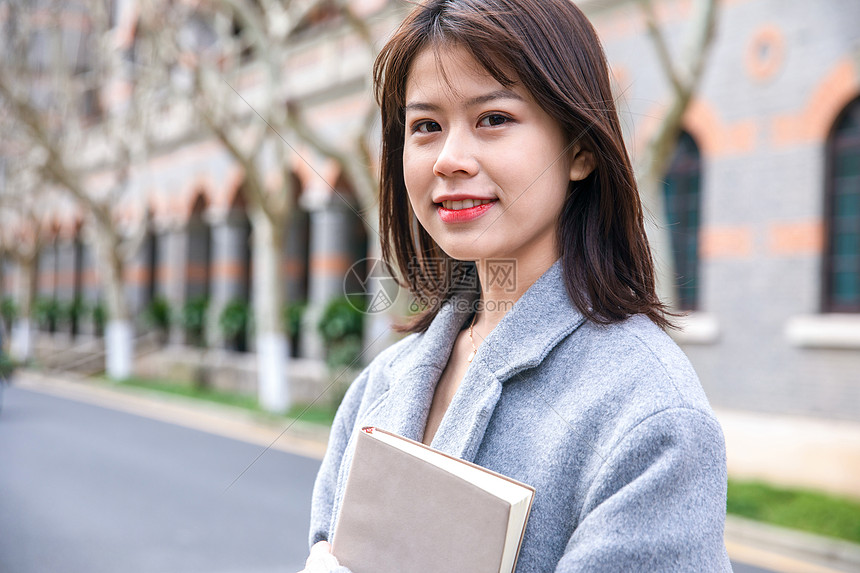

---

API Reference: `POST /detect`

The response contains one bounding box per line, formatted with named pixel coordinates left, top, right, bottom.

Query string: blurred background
left=0, top=0, right=858, bottom=572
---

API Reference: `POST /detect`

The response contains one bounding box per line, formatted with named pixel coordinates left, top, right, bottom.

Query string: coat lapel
left=358, top=287, right=478, bottom=443
left=360, top=259, right=586, bottom=463
left=329, top=289, right=480, bottom=532
left=329, top=260, right=586, bottom=535
left=430, top=259, right=586, bottom=461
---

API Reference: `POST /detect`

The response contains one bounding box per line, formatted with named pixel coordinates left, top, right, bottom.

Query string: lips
left=440, top=198, right=494, bottom=210
left=436, top=199, right=497, bottom=223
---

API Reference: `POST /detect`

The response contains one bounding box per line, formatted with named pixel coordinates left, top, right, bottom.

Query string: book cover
left=331, top=426, right=535, bottom=573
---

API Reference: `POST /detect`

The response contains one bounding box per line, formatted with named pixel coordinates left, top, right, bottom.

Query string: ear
left=569, top=145, right=596, bottom=182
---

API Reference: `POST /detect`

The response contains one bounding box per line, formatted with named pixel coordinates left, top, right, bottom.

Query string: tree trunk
left=10, top=256, right=36, bottom=362
left=95, top=224, right=134, bottom=379
left=249, top=206, right=290, bottom=412
left=633, top=0, right=718, bottom=311
left=361, top=221, right=396, bottom=360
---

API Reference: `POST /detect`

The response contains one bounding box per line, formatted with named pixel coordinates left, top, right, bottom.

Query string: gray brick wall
left=595, top=0, right=860, bottom=420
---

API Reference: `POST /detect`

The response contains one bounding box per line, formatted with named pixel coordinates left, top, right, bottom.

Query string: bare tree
left=0, top=157, right=47, bottom=362
left=0, top=0, right=155, bottom=378
left=634, top=0, right=718, bottom=308
left=282, top=4, right=394, bottom=359
left=139, top=0, right=388, bottom=410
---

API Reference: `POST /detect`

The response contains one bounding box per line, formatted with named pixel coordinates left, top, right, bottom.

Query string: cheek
left=402, top=145, right=416, bottom=182
left=403, top=148, right=435, bottom=203
left=526, top=137, right=572, bottom=189
left=402, top=160, right=428, bottom=229
left=402, top=168, right=419, bottom=215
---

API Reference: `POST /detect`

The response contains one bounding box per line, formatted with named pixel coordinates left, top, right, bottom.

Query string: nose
left=433, top=125, right=479, bottom=178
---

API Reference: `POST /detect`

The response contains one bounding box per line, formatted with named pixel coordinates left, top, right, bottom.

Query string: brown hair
left=374, top=0, right=672, bottom=332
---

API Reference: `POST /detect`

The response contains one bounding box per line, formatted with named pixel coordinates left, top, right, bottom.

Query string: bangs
left=423, top=11, right=519, bottom=97
left=376, top=1, right=526, bottom=122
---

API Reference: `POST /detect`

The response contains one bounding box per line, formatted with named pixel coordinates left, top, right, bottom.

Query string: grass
left=727, top=478, right=860, bottom=544
left=106, top=375, right=339, bottom=427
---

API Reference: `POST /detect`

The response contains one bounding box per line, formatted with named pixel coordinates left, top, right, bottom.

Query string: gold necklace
left=467, top=312, right=478, bottom=363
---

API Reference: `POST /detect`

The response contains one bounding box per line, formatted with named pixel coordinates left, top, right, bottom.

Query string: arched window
left=186, top=194, right=212, bottom=302
left=824, top=97, right=860, bottom=313
left=663, top=131, right=703, bottom=311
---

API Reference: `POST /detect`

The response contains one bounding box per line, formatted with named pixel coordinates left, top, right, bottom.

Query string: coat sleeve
left=307, top=365, right=373, bottom=550
left=554, top=407, right=732, bottom=572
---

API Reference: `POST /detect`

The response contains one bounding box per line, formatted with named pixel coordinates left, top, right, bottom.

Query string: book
left=331, top=426, right=535, bottom=573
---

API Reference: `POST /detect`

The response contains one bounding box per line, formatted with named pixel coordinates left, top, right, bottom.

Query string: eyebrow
left=404, top=89, right=525, bottom=113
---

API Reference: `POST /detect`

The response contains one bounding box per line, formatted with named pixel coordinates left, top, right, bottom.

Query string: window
left=663, top=131, right=703, bottom=311
left=824, top=97, right=860, bottom=313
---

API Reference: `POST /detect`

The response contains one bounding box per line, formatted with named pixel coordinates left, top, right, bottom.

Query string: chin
left=437, top=242, right=497, bottom=263
left=422, top=239, right=468, bottom=261
left=420, top=224, right=498, bottom=262
left=434, top=246, right=473, bottom=262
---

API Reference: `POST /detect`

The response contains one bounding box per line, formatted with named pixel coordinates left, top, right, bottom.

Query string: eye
left=411, top=120, right=442, bottom=134
left=478, top=114, right=511, bottom=127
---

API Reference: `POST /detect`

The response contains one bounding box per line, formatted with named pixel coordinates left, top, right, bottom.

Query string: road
left=0, top=384, right=781, bottom=573
left=0, top=386, right=319, bottom=573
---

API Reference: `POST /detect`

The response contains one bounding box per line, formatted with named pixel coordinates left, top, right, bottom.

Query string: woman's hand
left=298, top=540, right=342, bottom=573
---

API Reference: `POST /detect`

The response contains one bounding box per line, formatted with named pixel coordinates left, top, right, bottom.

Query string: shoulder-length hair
left=374, top=0, right=672, bottom=333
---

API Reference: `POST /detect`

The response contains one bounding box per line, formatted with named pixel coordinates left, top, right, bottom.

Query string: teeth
left=441, top=199, right=493, bottom=210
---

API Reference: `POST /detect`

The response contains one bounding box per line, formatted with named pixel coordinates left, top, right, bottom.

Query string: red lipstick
left=437, top=200, right=496, bottom=223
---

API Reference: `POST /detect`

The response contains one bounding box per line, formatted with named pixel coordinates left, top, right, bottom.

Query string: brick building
left=1, top=1, right=858, bottom=430
left=582, top=0, right=860, bottom=422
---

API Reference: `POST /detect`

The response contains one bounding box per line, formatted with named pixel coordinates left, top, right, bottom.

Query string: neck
left=471, top=254, right=559, bottom=334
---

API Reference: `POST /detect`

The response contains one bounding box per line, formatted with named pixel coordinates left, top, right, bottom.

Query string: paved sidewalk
left=716, top=408, right=860, bottom=500
left=725, top=516, right=860, bottom=573
left=11, top=369, right=860, bottom=573
left=13, top=369, right=331, bottom=461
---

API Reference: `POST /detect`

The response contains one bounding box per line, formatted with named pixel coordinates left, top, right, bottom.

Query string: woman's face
left=403, top=44, right=584, bottom=268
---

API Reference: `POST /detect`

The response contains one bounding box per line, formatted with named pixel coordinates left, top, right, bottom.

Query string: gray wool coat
left=308, top=260, right=732, bottom=572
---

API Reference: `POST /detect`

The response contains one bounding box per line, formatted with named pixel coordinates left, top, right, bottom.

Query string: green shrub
left=180, top=296, right=209, bottom=347
left=219, top=299, right=249, bottom=351
left=283, top=301, right=306, bottom=355
left=325, top=335, right=363, bottom=370
left=143, top=296, right=172, bottom=332
left=0, top=352, right=16, bottom=379
left=59, top=297, right=88, bottom=334
left=34, top=297, right=61, bottom=332
left=318, top=296, right=365, bottom=368
left=283, top=301, right=307, bottom=341
left=0, top=297, right=18, bottom=326
left=91, top=301, right=106, bottom=336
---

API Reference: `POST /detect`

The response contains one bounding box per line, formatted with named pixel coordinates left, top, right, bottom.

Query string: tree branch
left=638, top=0, right=685, bottom=98
left=638, top=0, right=718, bottom=179
left=338, top=0, right=377, bottom=56
left=0, top=73, right=115, bottom=232
left=682, top=0, right=718, bottom=94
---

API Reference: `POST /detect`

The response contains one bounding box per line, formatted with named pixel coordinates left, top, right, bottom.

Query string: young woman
left=302, top=0, right=730, bottom=571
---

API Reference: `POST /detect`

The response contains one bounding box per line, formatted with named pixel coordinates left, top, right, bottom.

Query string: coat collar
left=363, top=258, right=586, bottom=461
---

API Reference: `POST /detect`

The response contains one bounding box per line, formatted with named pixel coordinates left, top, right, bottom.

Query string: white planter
left=10, top=318, right=32, bottom=362
left=257, top=331, right=290, bottom=413
left=105, top=320, right=134, bottom=380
